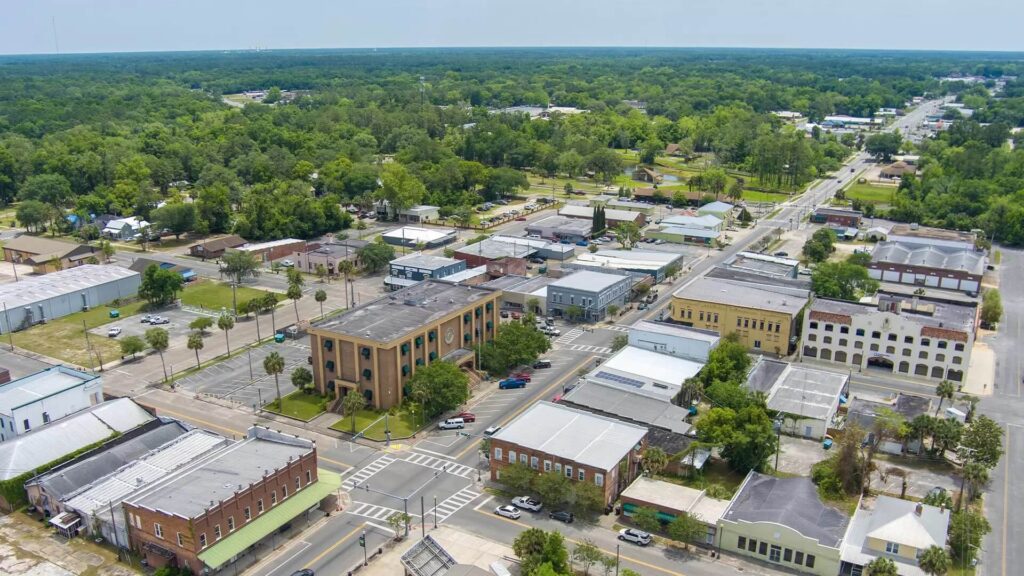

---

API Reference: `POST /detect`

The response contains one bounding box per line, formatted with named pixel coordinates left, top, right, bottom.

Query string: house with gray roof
left=840, top=496, right=950, bottom=576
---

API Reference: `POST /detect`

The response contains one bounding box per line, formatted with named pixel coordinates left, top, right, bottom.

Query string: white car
left=495, top=505, right=521, bottom=520
left=149, top=316, right=170, bottom=325
left=280, top=259, right=295, bottom=268
left=107, top=326, right=122, bottom=337
left=140, top=314, right=154, bottom=323
left=618, top=529, right=652, bottom=546
left=511, top=496, right=543, bottom=512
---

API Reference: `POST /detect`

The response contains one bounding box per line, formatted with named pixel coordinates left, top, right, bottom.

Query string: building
left=671, top=277, right=810, bottom=355
left=453, top=239, right=531, bottom=270
left=648, top=225, right=720, bottom=245
left=381, top=226, right=458, bottom=249
left=122, top=427, right=339, bottom=575
left=661, top=214, right=723, bottom=231
left=308, top=280, right=501, bottom=409
left=823, top=115, right=881, bottom=127
left=547, top=270, right=633, bottom=322
left=434, top=265, right=490, bottom=286
left=606, top=199, right=656, bottom=215
left=187, top=235, right=246, bottom=260
left=129, top=258, right=197, bottom=283
left=698, top=201, right=734, bottom=222
left=0, top=366, right=103, bottom=441
left=482, top=274, right=559, bottom=315
left=398, top=205, right=441, bottom=224
left=880, top=161, right=915, bottom=179
left=0, top=398, right=154, bottom=511
left=845, top=393, right=931, bottom=454
left=572, top=249, right=683, bottom=282
left=489, top=402, right=647, bottom=506
left=489, top=235, right=576, bottom=261
left=583, top=345, right=705, bottom=402
left=525, top=215, right=593, bottom=243
left=665, top=142, right=683, bottom=155
left=811, top=208, right=864, bottom=228
left=231, top=238, right=306, bottom=263
left=803, top=295, right=976, bottom=382
left=619, top=477, right=729, bottom=546
left=886, top=224, right=977, bottom=251
left=628, top=320, right=720, bottom=362
left=0, top=265, right=141, bottom=334
left=291, top=239, right=368, bottom=275
left=386, top=253, right=467, bottom=290
left=745, top=359, right=849, bottom=439
left=720, top=252, right=800, bottom=280
left=633, top=166, right=663, bottom=183
left=867, top=242, right=986, bottom=294
left=25, top=419, right=191, bottom=517
left=718, top=472, right=850, bottom=576
left=559, top=204, right=646, bottom=227
left=2, top=236, right=98, bottom=273
left=840, top=497, right=950, bottom=576
left=103, top=217, right=149, bottom=241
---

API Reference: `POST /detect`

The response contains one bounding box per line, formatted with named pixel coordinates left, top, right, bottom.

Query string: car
left=456, top=412, right=476, bottom=422
left=549, top=510, right=574, bottom=523
left=511, top=312, right=522, bottom=320
left=515, top=217, right=527, bottom=221
left=575, top=240, right=588, bottom=247
left=654, top=239, right=665, bottom=245
left=545, top=317, right=555, bottom=326
left=495, top=505, right=521, bottom=519
left=850, top=167, right=855, bottom=172
left=510, top=372, right=532, bottom=382
left=927, top=486, right=947, bottom=499
left=618, top=529, right=652, bottom=546
left=543, top=327, right=561, bottom=337
left=500, top=310, right=510, bottom=318
left=281, top=259, right=295, bottom=268
left=529, top=257, right=545, bottom=264
left=290, top=570, right=315, bottom=576
left=498, top=378, right=527, bottom=390
left=150, top=316, right=170, bottom=325
left=527, top=234, right=542, bottom=240
left=107, top=326, right=122, bottom=337
left=140, top=314, right=154, bottom=323
left=512, top=496, right=543, bottom=512
left=638, top=303, right=648, bottom=311
left=773, top=251, right=789, bottom=257
left=598, top=236, right=611, bottom=242
left=533, top=359, right=552, bottom=369
left=484, top=425, right=502, bottom=436
left=438, top=418, right=465, bottom=430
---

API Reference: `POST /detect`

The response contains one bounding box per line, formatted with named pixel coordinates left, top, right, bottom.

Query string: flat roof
left=607, top=199, right=652, bottom=209
left=400, top=205, right=440, bottom=214
left=491, top=402, right=646, bottom=471
left=484, top=274, right=560, bottom=295
left=549, top=270, right=630, bottom=292
left=888, top=224, right=976, bottom=244
left=390, top=253, right=463, bottom=271
left=657, top=226, right=720, bottom=239
left=0, top=265, right=139, bottom=311
left=621, top=477, right=704, bottom=513
left=490, top=235, right=553, bottom=250
left=303, top=240, right=368, bottom=257
left=699, top=201, right=734, bottom=213
left=526, top=215, right=592, bottom=234
left=437, top=265, right=489, bottom=284
left=382, top=226, right=456, bottom=243
left=630, top=320, right=721, bottom=344
left=663, top=214, right=722, bottom=228
left=877, top=282, right=978, bottom=306
left=588, top=346, right=704, bottom=399
left=455, top=239, right=532, bottom=260
left=766, top=365, right=848, bottom=421
left=559, top=204, right=641, bottom=222
left=673, top=277, right=809, bottom=316
left=706, top=266, right=812, bottom=290
left=561, top=380, right=691, bottom=435
left=236, top=238, right=304, bottom=251
left=814, top=207, right=863, bottom=217
left=592, top=249, right=683, bottom=265
left=870, top=242, right=986, bottom=275
left=312, top=280, right=497, bottom=343
left=723, top=472, right=849, bottom=548
left=810, top=296, right=975, bottom=333
left=0, top=366, right=97, bottom=414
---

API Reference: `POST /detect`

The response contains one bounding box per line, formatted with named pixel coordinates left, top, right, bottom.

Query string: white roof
left=588, top=346, right=705, bottom=399
left=400, top=205, right=440, bottom=214
left=0, top=366, right=96, bottom=415
left=550, top=270, right=630, bottom=292
left=104, top=217, right=148, bottom=231
left=491, top=235, right=552, bottom=250
left=236, top=238, right=304, bottom=251
left=0, top=265, right=140, bottom=311
left=699, top=201, right=734, bottom=213
left=866, top=514, right=940, bottom=549
left=559, top=204, right=642, bottom=222
left=621, top=477, right=704, bottom=513
left=381, top=226, right=456, bottom=244
left=662, top=214, right=722, bottom=228
left=574, top=253, right=662, bottom=272
left=841, top=496, right=950, bottom=575
left=492, top=402, right=646, bottom=471
left=765, top=364, right=848, bottom=421
left=591, top=249, right=682, bottom=265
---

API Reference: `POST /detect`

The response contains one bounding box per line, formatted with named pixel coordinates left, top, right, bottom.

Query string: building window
left=565, top=465, right=573, bottom=478
left=887, top=333, right=897, bottom=341
left=23, top=419, right=29, bottom=431
left=176, top=532, right=184, bottom=547
left=258, top=499, right=265, bottom=513
left=809, top=322, right=819, bottom=329
left=840, top=326, right=849, bottom=334
left=856, top=328, right=865, bottom=336
left=794, top=551, right=804, bottom=565
left=271, top=491, right=277, bottom=506
left=952, top=356, right=963, bottom=365
left=544, top=460, right=551, bottom=472
left=713, top=313, right=719, bottom=323
left=871, top=331, right=881, bottom=339
left=154, top=523, right=163, bottom=539
left=823, top=336, right=832, bottom=344
left=758, top=542, right=768, bottom=555
left=595, top=473, right=604, bottom=487
left=748, top=539, right=758, bottom=552
left=738, top=536, right=747, bottom=549
left=885, top=541, right=899, bottom=554
left=936, top=354, right=945, bottom=362
left=839, top=339, right=848, bottom=347
left=854, top=341, right=863, bottom=349
left=578, top=469, right=585, bottom=481
left=555, top=463, right=562, bottom=473
left=306, top=470, right=312, bottom=485
left=955, top=342, right=965, bottom=351
left=42, top=412, right=50, bottom=424
left=807, top=334, right=817, bottom=342
left=886, top=345, right=896, bottom=354
left=938, top=340, right=948, bottom=349
left=519, top=453, right=527, bottom=465
left=508, top=450, right=516, bottom=463
left=743, top=319, right=749, bottom=328
left=282, top=485, right=288, bottom=499
left=824, top=324, right=834, bottom=332
left=902, top=348, right=912, bottom=356
left=244, top=507, right=252, bottom=521
left=904, top=336, right=914, bottom=344
left=753, top=340, right=762, bottom=349
left=737, top=318, right=742, bottom=327
left=214, top=525, right=222, bottom=540
left=919, top=351, right=929, bottom=359
left=699, top=311, right=704, bottom=321
left=200, top=533, right=207, bottom=549
left=806, top=554, right=816, bottom=568
left=296, top=477, right=301, bottom=491
left=759, top=320, right=764, bottom=331
left=783, top=548, right=792, bottom=562
left=228, top=517, right=235, bottom=532
left=495, top=448, right=503, bottom=461
left=870, top=343, right=879, bottom=352
left=770, top=545, right=781, bottom=562
left=530, top=456, right=539, bottom=470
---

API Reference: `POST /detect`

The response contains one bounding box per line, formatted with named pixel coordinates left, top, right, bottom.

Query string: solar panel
left=595, top=371, right=645, bottom=388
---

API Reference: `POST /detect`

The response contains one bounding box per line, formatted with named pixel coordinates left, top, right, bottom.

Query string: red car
left=515, top=216, right=527, bottom=221
left=511, top=312, right=522, bottom=320
left=457, top=412, right=476, bottom=422
left=510, top=372, right=532, bottom=382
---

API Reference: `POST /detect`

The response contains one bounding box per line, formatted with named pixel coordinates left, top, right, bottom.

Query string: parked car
left=150, top=316, right=170, bottom=325
left=515, top=217, right=527, bottom=221
left=549, top=510, right=574, bottom=523
left=575, top=240, right=588, bottom=247
left=498, top=378, right=527, bottom=390
left=438, top=418, right=465, bottom=430
left=511, top=312, right=522, bottom=320
left=529, top=257, right=545, bottom=264
left=140, top=314, right=154, bottom=323
left=533, top=359, right=552, bottom=369
left=618, top=529, right=652, bottom=546
left=638, top=303, right=648, bottom=311
left=495, top=505, right=521, bottom=520
left=107, top=326, right=122, bottom=337
left=510, top=372, right=532, bottom=382
left=290, top=570, right=315, bottom=576
left=542, top=327, right=561, bottom=337
left=500, top=310, right=510, bottom=318
left=773, top=251, right=789, bottom=257
left=456, top=412, right=476, bottom=422
left=512, top=496, right=543, bottom=512
left=281, top=259, right=295, bottom=268
left=484, top=425, right=502, bottom=436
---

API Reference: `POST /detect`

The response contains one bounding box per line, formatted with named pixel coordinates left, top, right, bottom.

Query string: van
left=438, top=418, right=465, bottom=430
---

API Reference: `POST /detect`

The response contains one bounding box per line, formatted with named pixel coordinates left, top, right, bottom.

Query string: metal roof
left=559, top=204, right=642, bottom=222
left=662, top=214, right=722, bottom=229
left=560, top=380, right=691, bottom=435
left=0, top=366, right=98, bottom=414
left=621, top=477, right=705, bottom=514
left=593, top=346, right=705, bottom=398
left=3, top=235, right=84, bottom=257
left=455, top=239, right=532, bottom=260
left=382, top=226, right=456, bottom=243
left=629, top=319, right=721, bottom=344
left=698, top=201, right=735, bottom=213
left=0, top=265, right=139, bottom=311
left=765, top=365, right=848, bottom=421
left=390, top=253, right=464, bottom=271
left=549, top=270, right=631, bottom=293
left=235, top=238, right=304, bottom=251
left=870, top=242, right=986, bottom=275
left=491, top=402, right=647, bottom=471
left=526, top=215, right=593, bottom=234
left=673, top=277, right=809, bottom=315
left=656, top=225, right=720, bottom=239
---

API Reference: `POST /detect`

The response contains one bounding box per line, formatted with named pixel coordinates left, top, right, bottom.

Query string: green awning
left=198, top=470, right=341, bottom=569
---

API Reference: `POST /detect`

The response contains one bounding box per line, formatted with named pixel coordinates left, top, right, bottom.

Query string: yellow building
left=308, top=280, right=501, bottom=410
left=839, top=495, right=950, bottom=575
left=670, top=277, right=809, bottom=355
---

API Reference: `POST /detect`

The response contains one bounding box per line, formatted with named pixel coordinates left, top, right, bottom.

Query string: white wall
left=5, top=379, right=102, bottom=439
left=629, top=328, right=715, bottom=363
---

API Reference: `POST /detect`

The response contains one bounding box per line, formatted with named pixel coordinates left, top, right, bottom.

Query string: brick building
left=867, top=242, right=986, bottom=293
left=810, top=208, right=863, bottom=228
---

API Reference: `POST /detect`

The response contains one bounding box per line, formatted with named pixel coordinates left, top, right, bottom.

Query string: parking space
left=94, top=307, right=209, bottom=341
left=174, top=336, right=312, bottom=408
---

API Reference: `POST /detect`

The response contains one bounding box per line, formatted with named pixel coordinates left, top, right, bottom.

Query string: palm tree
left=961, top=461, right=989, bottom=503
left=217, top=314, right=235, bottom=355
left=679, top=377, right=703, bottom=407
left=145, top=327, right=170, bottom=383
left=246, top=299, right=262, bottom=341
left=262, top=292, right=278, bottom=335
left=337, top=260, right=356, bottom=307
left=187, top=331, right=204, bottom=368
left=935, top=380, right=956, bottom=416
left=865, top=557, right=898, bottom=576
left=315, top=289, right=327, bottom=319
left=263, top=351, right=286, bottom=407
left=287, top=282, right=303, bottom=323
left=642, top=447, right=669, bottom=477
left=342, top=390, right=366, bottom=433
left=918, top=545, right=951, bottom=576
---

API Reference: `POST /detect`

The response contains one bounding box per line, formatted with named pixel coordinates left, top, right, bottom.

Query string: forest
left=0, top=48, right=1022, bottom=243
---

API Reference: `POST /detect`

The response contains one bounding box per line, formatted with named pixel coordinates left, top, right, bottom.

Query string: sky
left=2, top=0, right=1023, bottom=55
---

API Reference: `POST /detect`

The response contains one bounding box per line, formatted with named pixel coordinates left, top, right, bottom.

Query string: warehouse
left=525, top=216, right=592, bottom=243
left=0, top=265, right=141, bottom=334
left=573, top=249, right=683, bottom=282
left=559, top=204, right=647, bottom=227
left=381, top=226, right=458, bottom=249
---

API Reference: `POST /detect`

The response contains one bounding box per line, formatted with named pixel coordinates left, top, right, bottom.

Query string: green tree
left=408, top=361, right=469, bottom=417
left=287, top=282, right=303, bottom=323
left=119, top=335, right=146, bottom=360
left=564, top=305, right=585, bottom=322
left=375, top=163, right=426, bottom=217
left=572, top=539, right=604, bottom=576
left=342, top=391, right=365, bottom=433
left=558, top=150, right=584, bottom=178
left=139, top=264, right=184, bottom=306
left=145, top=327, right=170, bottom=382
left=337, top=260, right=356, bottom=304
left=220, top=250, right=261, bottom=285
left=291, top=366, right=313, bottom=393
left=15, top=200, right=50, bottom=233
left=498, top=462, right=537, bottom=493
left=217, top=314, right=235, bottom=354
left=513, top=529, right=569, bottom=576
left=532, top=471, right=571, bottom=507
left=571, top=481, right=605, bottom=514
left=99, top=239, right=115, bottom=263
left=484, top=167, right=529, bottom=199
left=865, top=556, right=898, bottom=576
left=918, top=545, right=950, bottom=576
left=262, top=291, right=279, bottom=334
left=958, top=415, right=1004, bottom=469
left=948, top=509, right=990, bottom=564
left=981, top=289, right=1002, bottom=326
left=695, top=405, right=778, bottom=472
left=865, top=132, right=902, bottom=161
left=357, top=242, right=396, bottom=273
left=935, top=380, right=956, bottom=416
left=478, top=322, right=550, bottom=374
left=611, top=334, right=628, bottom=352
left=262, top=86, right=282, bottom=103
left=385, top=511, right=411, bottom=540
left=811, top=261, right=880, bottom=301
left=615, top=222, right=641, bottom=249
left=643, top=446, right=669, bottom=476
left=631, top=506, right=661, bottom=533
left=315, top=264, right=327, bottom=283
left=263, top=351, right=286, bottom=406
left=187, top=331, right=204, bottom=368
left=639, top=138, right=664, bottom=165
left=314, top=289, right=327, bottom=319
left=151, top=202, right=197, bottom=240
left=667, top=513, right=705, bottom=547
left=189, top=316, right=214, bottom=333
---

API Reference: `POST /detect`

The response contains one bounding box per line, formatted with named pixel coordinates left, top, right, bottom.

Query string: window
left=886, top=345, right=896, bottom=354
left=758, top=542, right=768, bottom=555
left=743, top=319, right=749, bottom=328
left=902, top=348, right=912, bottom=356
left=296, top=477, right=301, bottom=491
left=759, top=320, right=764, bottom=331
left=258, top=499, right=265, bottom=513
left=807, top=334, right=817, bottom=342
left=806, top=554, right=816, bottom=568
left=214, top=525, right=222, bottom=540
left=823, top=336, right=832, bottom=344
left=953, top=356, right=963, bottom=365
left=228, top=517, right=235, bottom=532
left=519, top=453, right=527, bottom=465
left=530, top=456, right=539, bottom=470
left=699, top=311, right=705, bottom=321
left=282, top=485, right=288, bottom=498
left=508, top=450, right=516, bottom=463
left=594, top=473, right=604, bottom=487
left=870, top=343, right=879, bottom=352
left=738, top=536, right=747, bottom=549
left=871, top=331, right=881, bottom=339
left=809, top=322, right=819, bottom=329
left=783, top=548, right=792, bottom=562
left=824, top=324, right=834, bottom=332
left=885, top=541, right=899, bottom=554
left=154, top=523, right=163, bottom=539
left=199, top=533, right=207, bottom=549
left=713, top=313, right=719, bottom=323
left=544, top=460, right=551, bottom=472
left=271, top=491, right=277, bottom=505
left=555, top=463, right=562, bottom=473
left=840, top=326, right=849, bottom=334
left=794, top=551, right=804, bottom=565
left=920, top=350, right=929, bottom=359
left=888, top=333, right=897, bottom=341
left=244, top=507, right=252, bottom=521
left=42, top=412, right=50, bottom=424
left=747, top=539, right=758, bottom=552
left=856, top=328, right=865, bottom=336
left=839, top=339, right=848, bottom=347
left=955, top=343, right=965, bottom=351
left=22, top=419, right=29, bottom=431
left=753, top=340, right=762, bottom=349
left=904, top=336, right=914, bottom=344
left=578, top=469, right=586, bottom=481
left=936, top=354, right=945, bottom=362
left=854, top=341, right=864, bottom=349
left=177, top=532, right=184, bottom=547
left=737, top=318, right=742, bottom=327
left=495, top=448, right=503, bottom=461
left=775, top=323, right=781, bottom=333
left=565, top=465, right=573, bottom=478
left=770, top=545, right=781, bottom=562
left=306, top=470, right=312, bottom=485
left=938, top=340, right=948, bottom=349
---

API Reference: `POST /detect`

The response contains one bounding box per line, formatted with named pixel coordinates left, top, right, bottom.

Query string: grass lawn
left=11, top=300, right=146, bottom=368
left=661, top=459, right=746, bottom=499
left=180, top=280, right=277, bottom=312
left=741, top=189, right=793, bottom=203
left=330, top=408, right=420, bottom=441
left=843, top=182, right=897, bottom=205
left=264, top=391, right=327, bottom=421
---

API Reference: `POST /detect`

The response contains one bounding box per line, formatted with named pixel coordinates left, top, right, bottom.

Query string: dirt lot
left=0, top=513, right=138, bottom=576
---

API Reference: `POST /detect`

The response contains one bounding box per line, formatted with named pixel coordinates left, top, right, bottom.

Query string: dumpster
left=274, top=333, right=285, bottom=343
left=109, top=309, right=120, bottom=318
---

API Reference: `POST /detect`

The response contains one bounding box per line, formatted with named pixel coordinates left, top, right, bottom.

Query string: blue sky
left=3, top=0, right=1022, bottom=55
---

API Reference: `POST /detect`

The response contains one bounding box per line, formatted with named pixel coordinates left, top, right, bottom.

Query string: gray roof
left=630, top=320, right=721, bottom=344
left=400, top=535, right=456, bottom=576
left=28, top=420, right=190, bottom=503
left=706, top=265, right=812, bottom=290
left=745, top=358, right=790, bottom=395
left=3, top=235, right=85, bottom=257
left=560, top=380, right=692, bottom=435
left=877, top=282, right=979, bottom=307
left=662, top=214, right=722, bottom=229
left=894, top=393, right=931, bottom=419
left=699, top=201, right=734, bottom=213
left=390, top=253, right=463, bottom=271
left=841, top=496, right=950, bottom=574
left=673, top=277, right=809, bottom=316
left=722, top=472, right=849, bottom=548
left=312, top=280, right=497, bottom=343
left=526, top=215, right=592, bottom=234
left=0, top=366, right=97, bottom=414
left=549, top=270, right=631, bottom=293
left=809, top=297, right=976, bottom=333
left=0, top=265, right=139, bottom=310
left=871, top=242, right=986, bottom=275
left=0, top=398, right=154, bottom=480
left=726, top=252, right=799, bottom=278
left=454, top=239, right=533, bottom=260
left=814, top=207, right=863, bottom=218
left=491, top=402, right=647, bottom=471
left=559, top=204, right=642, bottom=222
left=304, top=240, right=368, bottom=257
left=483, top=274, right=560, bottom=295
left=765, top=365, right=848, bottom=421
left=657, top=225, right=720, bottom=239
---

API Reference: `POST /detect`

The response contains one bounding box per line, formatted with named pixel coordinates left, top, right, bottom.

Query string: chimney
left=915, top=503, right=923, bottom=517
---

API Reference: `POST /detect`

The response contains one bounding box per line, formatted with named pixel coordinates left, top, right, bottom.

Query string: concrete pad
left=963, top=341, right=994, bottom=396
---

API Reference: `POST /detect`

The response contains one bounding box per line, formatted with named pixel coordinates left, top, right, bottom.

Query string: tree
left=571, top=481, right=605, bottom=514
left=498, top=462, right=536, bottom=493
left=262, top=292, right=279, bottom=334
left=558, top=150, right=584, bottom=178
left=189, top=316, right=214, bottom=333
left=631, top=506, right=661, bottom=534
left=532, top=471, right=571, bottom=507
left=187, top=331, right=204, bottom=368
left=385, top=512, right=411, bottom=540
left=865, top=132, right=902, bottom=162
left=811, top=261, right=880, bottom=301
left=314, top=264, right=327, bottom=283
left=667, top=513, right=705, bottom=547
left=981, top=289, right=1002, bottom=326
left=315, top=289, right=327, bottom=319
left=958, top=415, right=1003, bottom=469
left=337, top=260, right=356, bottom=305
left=139, top=264, right=184, bottom=306
left=291, top=366, right=313, bottom=393
left=262, top=86, right=282, bottom=103
left=145, top=327, right=170, bottom=382
left=615, top=222, right=641, bottom=249
left=119, top=335, right=146, bottom=360
left=935, top=380, right=956, bottom=416
left=564, top=305, right=585, bottom=322
left=15, top=200, right=50, bottom=233
left=342, top=391, right=365, bottom=433
left=375, top=163, right=426, bottom=217
left=217, top=314, right=235, bottom=354
left=99, top=239, right=115, bottom=263
left=357, top=242, right=396, bottom=273
left=513, top=529, right=569, bottom=576
left=611, top=334, right=628, bottom=352
left=408, top=361, right=469, bottom=417
left=948, top=509, right=990, bottom=564
left=960, top=461, right=989, bottom=504
left=287, top=282, right=303, bottom=323
left=151, top=203, right=196, bottom=240
left=643, top=447, right=669, bottom=477
left=865, top=557, right=898, bottom=576
left=478, top=322, right=550, bottom=374
left=220, top=250, right=261, bottom=285
left=695, top=405, right=778, bottom=472
left=263, top=351, right=286, bottom=406
left=572, top=540, right=604, bottom=576
left=484, top=167, right=529, bottom=199
left=918, top=545, right=950, bottom=576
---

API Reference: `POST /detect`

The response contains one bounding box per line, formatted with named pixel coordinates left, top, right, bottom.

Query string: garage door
left=883, top=271, right=901, bottom=282
left=868, top=269, right=882, bottom=280
left=940, top=277, right=959, bottom=290
left=961, top=280, right=979, bottom=292
left=925, top=276, right=939, bottom=287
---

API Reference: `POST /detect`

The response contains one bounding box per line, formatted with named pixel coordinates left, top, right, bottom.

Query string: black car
left=291, top=570, right=315, bottom=576
left=533, top=359, right=552, bottom=369
left=549, top=510, right=574, bottom=523
left=529, top=257, right=546, bottom=264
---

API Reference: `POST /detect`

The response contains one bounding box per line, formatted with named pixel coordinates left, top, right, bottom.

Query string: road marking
left=412, top=446, right=459, bottom=459
left=569, top=344, right=612, bottom=354
left=263, top=540, right=312, bottom=576
left=431, top=486, right=482, bottom=522
left=1002, top=423, right=1010, bottom=576
left=342, top=454, right=396, bottom=489
left=303, top=521, right=365, bottom=568
left=404, top=452, right=475, bottom=478
left=348, top=502, right=419, bottom=521
left=473, top=494, right=494, bottom=511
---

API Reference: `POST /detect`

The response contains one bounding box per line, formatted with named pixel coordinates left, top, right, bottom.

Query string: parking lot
left=174, top=336, right=312, bottom=409
left=93, top=307, right=212, bottom=341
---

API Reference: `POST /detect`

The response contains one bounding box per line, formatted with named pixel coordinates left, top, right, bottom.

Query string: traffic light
left=358, top=533, right=366, bottom=547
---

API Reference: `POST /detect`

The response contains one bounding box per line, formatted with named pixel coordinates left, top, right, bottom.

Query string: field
left=331, top=408, right=420, bottom=441
left=264, top=391, right=327, bottom=421
left=11, top=300, right=146, bottom=367
left=843, top=182, right=897, bottom=205
left=180, top=280, right=277, bottom=312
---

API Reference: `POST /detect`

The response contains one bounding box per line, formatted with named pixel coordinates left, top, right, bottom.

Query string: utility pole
left=83, top=318, right=102, bottom=370
left=421, top=496, right=425, bottom=535
left=359, top=530, right=367, bottom=566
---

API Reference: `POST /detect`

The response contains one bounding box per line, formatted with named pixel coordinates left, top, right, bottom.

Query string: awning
left=198, top=470, right=341, bottom=569
left=49, top=512, right=81, bottom=530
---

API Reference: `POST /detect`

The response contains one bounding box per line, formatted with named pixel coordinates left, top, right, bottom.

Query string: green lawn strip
left=180, top=280, right=276, bottom=311
left=263, top=391, right=327, bottom=421
left=10, top=301, right=146, bottom=367
left=843, top=182, right=897, bottom=204
left=330, top=408, right=421, bottom=440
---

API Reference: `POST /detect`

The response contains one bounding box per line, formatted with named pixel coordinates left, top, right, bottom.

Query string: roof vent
left=136, top=477, right=144, bottom=485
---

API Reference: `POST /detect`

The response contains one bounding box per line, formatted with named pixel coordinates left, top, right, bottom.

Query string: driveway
left=95, top=307, right=207, bottom=341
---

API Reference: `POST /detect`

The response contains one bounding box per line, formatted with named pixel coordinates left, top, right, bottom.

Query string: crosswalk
left=430, top=486, right=482, bottom=523
left=404, top=452, right=475, bottom=478
left=347, top=502, right=418, bottom=521
left=603, top=325, right=630, bottom=333
left=342, top=454, right=395, bottom=489
left=569, top=344, right=612, bottom=354
left=554, top=328, right=585, bottom=345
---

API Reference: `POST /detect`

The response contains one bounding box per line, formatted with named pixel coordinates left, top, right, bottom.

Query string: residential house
left=744, top=359, right=849, bottom=439
left=840, top=496, right=950, bottom=576
left=187, top=235, right=246, bottom=260
left=2, top=236, right=98, bottom=273
left=129, top=258, right=197, bottom=283
left=103, top=217, right=150, bottom=241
